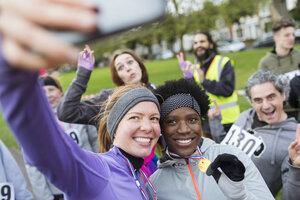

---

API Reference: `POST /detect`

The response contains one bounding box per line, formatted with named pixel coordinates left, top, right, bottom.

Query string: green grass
left=0, top=46, right=273, bottom=149
left=0, top=45, right=290, bottom=199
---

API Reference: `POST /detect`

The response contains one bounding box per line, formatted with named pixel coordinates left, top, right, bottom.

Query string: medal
left=198, top=157, right=211, bottom=173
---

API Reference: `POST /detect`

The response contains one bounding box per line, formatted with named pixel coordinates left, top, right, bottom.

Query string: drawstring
left=276, top=50, right=293, bottom=67
left=289, top=53, right=293, bottom=65
left=270, top=127, right=281, bottom=165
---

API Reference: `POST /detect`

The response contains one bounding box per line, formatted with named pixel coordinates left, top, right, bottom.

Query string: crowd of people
left=0, top=0, right=299, bottom=200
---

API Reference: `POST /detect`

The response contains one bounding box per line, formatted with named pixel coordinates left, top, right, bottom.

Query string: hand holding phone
left=52, top=0, right=166, bottom=44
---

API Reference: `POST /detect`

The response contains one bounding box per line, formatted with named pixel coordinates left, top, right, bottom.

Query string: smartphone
left=52, top=0, right=166, bottom=45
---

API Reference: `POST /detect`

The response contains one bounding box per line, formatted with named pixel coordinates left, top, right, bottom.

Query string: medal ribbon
left=169, top=146, right=204, bottom=160
left=125, top=157, right=157, bottom=200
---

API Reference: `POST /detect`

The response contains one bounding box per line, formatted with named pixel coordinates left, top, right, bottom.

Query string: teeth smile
left=176, top=139, right=192, bottom=144
left=135, top=138, right=150, bottom=143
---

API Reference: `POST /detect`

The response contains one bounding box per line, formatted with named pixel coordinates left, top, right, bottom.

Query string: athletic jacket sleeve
left=0, top=49, right=109, bottom=197
left=281, top=156, right=300, bottom=200
left=201, top=60, right=235, bottom=97
left=0, top=140, right=33, bottom=200
left=86, top=125, right=99, bottom=153
left=25, top=164, right=57, bottom=200
left=57, top=66, right=110, bottom=126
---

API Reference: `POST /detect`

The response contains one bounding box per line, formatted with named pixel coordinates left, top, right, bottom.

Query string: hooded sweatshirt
left=149, top=138, right=274, bottom=200
left=258, top=48, right=300, bottom=74
left=234, top=108, right=300, bottom=199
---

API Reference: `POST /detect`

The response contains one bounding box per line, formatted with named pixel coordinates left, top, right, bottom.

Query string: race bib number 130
left=221, top=125, right=263, bottom=157
left=0, top=182, right=14, bottom=200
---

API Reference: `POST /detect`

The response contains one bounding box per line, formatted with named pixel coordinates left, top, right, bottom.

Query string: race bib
left=0, top=182, right=15, bottom=200
left=221, top=125, right=263, bottom=157
left=68, top=130, right=82, bottom=146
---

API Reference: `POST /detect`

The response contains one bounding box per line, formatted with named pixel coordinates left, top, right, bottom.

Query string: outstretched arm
left=57, top=45, right=104, bottom=126
left=0, top=40, right=108, bottom=197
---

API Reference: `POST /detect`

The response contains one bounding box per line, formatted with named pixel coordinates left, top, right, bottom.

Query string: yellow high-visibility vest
left=194, top=55, right=240, bottom=124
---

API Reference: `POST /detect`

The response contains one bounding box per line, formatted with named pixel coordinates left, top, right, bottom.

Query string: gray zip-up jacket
left=233, top=108, right=300, bottom=199
left=149, top=138, right=274, bottom=200
left=25, top=165, right=62, bottom=200
left=0, top=140, right=33, bottom=200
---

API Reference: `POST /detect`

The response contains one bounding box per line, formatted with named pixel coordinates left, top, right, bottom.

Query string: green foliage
left=190, top=1, right=220, bottom=32
left=220, top=0, right=260, bottom=24
left=290, top=0, right=300, bottom=22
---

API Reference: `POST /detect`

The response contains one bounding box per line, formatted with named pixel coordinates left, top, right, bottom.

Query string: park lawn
left=0, top=46, right=273, bottom=149
left=0, top=45, right=290, bottom=199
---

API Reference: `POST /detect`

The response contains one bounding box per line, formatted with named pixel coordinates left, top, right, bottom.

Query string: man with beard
left=177, top=30, right=240, bottom=134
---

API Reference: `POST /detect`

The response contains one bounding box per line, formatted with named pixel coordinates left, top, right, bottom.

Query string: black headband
left=39, top=76, right=62, bottom=91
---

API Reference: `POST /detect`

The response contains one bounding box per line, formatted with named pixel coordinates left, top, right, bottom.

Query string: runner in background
left=176, top=30, right=240, bottom=138
left=211, top=70, right=300, bottom=199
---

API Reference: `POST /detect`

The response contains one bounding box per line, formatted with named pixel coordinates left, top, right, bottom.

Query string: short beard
left=194, top=48, right=212, bottom=63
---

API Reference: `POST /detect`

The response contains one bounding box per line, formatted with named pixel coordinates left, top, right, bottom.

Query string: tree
left=218, top=0, right=262, bottom=38
left=220, top=0, right=261, bottom=25
left=270, top=0, right=292, bottom=21
left=190, top=1, right=219, bottom=32
left=290, top=0, right=300, bottom=22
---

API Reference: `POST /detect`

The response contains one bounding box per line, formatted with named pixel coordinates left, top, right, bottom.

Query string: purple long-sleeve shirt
left=0, top=47, right=154, bottom=200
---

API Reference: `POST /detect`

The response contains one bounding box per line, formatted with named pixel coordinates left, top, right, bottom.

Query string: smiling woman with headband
left=0, top=51, right=161, bottom=199
left=57, top=46, right=161, bottom=178
left=149, top=78, right=274, bottom=200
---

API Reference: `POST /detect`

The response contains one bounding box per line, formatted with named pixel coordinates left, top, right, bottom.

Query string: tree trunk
left=270, top=0, right=291, bottom=21
left=179, top=33, right=184, bottom=53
